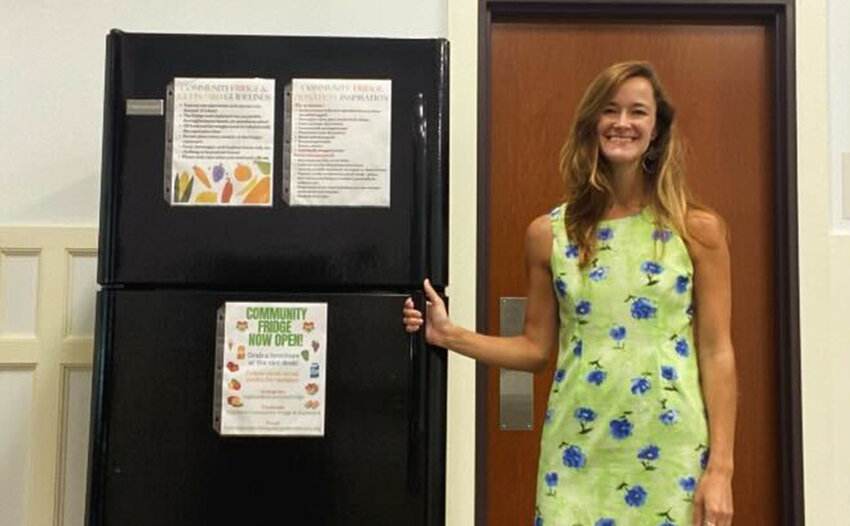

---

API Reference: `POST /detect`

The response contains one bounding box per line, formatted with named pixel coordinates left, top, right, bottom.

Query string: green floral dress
left=535, top=204, right=709, bottom=526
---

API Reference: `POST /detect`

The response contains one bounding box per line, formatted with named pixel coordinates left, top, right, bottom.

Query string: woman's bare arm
left=403, top=214, right=559, bottom=372
left=687, top=209, right=737, bottom=526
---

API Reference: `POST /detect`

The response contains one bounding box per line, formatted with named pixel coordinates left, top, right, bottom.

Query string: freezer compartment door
left=86, top=289, right=445, bottom=526
left=98, top=31, right=448, bottom=289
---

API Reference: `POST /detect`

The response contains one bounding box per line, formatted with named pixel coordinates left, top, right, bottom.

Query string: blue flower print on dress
left=598, top=227, right=614, bottom=241
left=674, top=337, right=690, bottom=357
left=589, top=265, right=609, bottom=282
left=534, top=511, right=543, bottom=526
left=566, top=244, right=579, bottom=258
left=587, top=368, right=607, bottom=386
left=609, top=325, right=626, bottom=349
left=652, top=228, right=673, bottom=243
left=555, top=277, right=567, bottom=297
left=575, top=300, right=592, bottom=324
left=553, top=369, right=566, bottom=392
left=637, top=444, right=660, bottom=461
left=675, top=274, right=690, bottom=294
left=637, top=444, right=660, bottom=471
left=686, top=303, right=694, bottom=318
left=623, top=484, right=648, bottom=507
left=595, top=519, right=616, bottom=526
left=544, top=472, right=558, bottom=495
left=572, top=338, right=584, bottom=357
left=561, top=444, right=587, bottom=469
left=575, top=406, right=596, bottom=434
left=660, top=408, right=679, bottom=426
left=699, top=446, right=711, bottom=470
left=631, top=375, right=652, bottom=395
left=661, top=365, right=680, bottom=393
left=575, top=407, right=597, bottom=422
left=544, top=408, right=554, bottom=424
left=679, top=476, right=696, bottom=493
left=641, top=261, right=664, bottom=286
left=609, top=416, right=633, bottom=440
left=628, top=296, right=657, bottom=320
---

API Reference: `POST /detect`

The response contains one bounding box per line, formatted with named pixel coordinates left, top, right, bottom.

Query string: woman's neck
left=608, top=162, right=646, bottom=213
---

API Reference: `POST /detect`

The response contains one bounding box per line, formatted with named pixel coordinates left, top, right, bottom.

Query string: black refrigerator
left=87, top=30, right=448, bottom=526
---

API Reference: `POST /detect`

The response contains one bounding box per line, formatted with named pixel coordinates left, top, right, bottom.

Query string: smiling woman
left=404, top=61, right=737, bottom=526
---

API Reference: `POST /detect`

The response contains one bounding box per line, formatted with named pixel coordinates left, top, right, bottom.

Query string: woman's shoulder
left=685, top=207, right=728, bottom=250
left=527, top=212, right=555, bottom=243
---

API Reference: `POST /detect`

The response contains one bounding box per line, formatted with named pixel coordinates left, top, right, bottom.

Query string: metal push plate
left=499, top=297, right=533, bottom=431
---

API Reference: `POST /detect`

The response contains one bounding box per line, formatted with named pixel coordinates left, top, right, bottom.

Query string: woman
left=403, top=62, right=736, bottom=526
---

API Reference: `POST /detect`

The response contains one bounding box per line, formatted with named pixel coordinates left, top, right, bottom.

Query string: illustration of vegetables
left=234, top=163, right=253, bottom=182
left=221, top=179, right=233, bottom=203
left=305, top=383, right=319, bottom=395
left=301, top=350, right=310, bottom=361
left=238, top=177, right=259, bottom=197
left=236, top=345, right=245, bottom=360
left=243, top=177, right=270, bottom=204
left=311, top=340, right=320, bottom=352
left=228, top=379, right=241, bottom=391
left=227, top=396, right=243, bottom=407
left=212, top=164, right=225, bottom=183
left=194, top=191, right=217, bottom=204
left=226, top=361, right=239, bottom=372
left=193, top=166, right=212, bottom=188
left=176, top=171, right=194, bottom=202
left=303, top=321, right=315, bottom=332
left=236, top=320, right=248, bottom=331
left=255, top=160, right=271, bottom=175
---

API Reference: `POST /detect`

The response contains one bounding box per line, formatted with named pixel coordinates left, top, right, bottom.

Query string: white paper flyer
left=214, top=302, right=328, bottom=436
left=168, top=77, right=275, bottom=206
left=284, top=78, right=392, bottom=207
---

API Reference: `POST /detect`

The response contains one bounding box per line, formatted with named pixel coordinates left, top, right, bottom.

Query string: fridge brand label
left=214, top=302, right=328, bottom=437
left=165, top=78, right=275, bottom=207
left=284, top=78, right=391, bottom=207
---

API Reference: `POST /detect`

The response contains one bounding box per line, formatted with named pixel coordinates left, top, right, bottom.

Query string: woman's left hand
left=691, top=470, right=733, bottom=526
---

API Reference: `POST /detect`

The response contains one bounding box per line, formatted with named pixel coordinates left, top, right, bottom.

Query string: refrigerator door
left=98, top=31, right=448, bottom=289
left=86, top=289, right=446, bottom=526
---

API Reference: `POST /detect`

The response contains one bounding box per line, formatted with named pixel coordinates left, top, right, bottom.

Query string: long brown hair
left=559, top=61, right=697, bottom=266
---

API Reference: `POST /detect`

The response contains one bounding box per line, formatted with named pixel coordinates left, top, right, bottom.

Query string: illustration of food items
left=236, top=320, right=249, bottom=331
left=226, top=361, right=240, bottom=372
left=303, top=321, right=315, bottom=332
left=228, top=378, right=241, bottom=391
left=304, top=400, right=321, bottom=410
left=311, top=340, right=320, bottom=352
left=172, top=161, right=271, bottom=206
left=227, top=395, right=243, bottom=408
left=305, top=383, right=320, bottom=395
left=237, top=345, right=246, bottom=360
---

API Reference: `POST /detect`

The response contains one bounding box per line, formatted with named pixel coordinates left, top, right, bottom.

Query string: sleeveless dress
left=535, top=204, right=709, bottom=526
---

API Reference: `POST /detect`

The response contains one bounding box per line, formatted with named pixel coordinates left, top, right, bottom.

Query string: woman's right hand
left=403, top=279, right=452, bottom=346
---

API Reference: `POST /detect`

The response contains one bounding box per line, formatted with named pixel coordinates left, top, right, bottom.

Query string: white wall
left=805, top=0, right=850, bottom=522
left=0, top=0, right=446, bottom=225
left=4, top=0, right=849, bottom=524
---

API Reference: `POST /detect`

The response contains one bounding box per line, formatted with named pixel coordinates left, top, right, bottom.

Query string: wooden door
left=486, top=21, right=777, bottom=525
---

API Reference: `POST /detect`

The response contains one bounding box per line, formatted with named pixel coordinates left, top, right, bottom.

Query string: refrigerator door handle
left=412, top=93, right=429, bottom=282
left=407, top=294, right=427, bottom=493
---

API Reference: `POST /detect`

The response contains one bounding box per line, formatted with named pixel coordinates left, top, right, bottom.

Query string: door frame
left=474, top=1, right=802, bottom=525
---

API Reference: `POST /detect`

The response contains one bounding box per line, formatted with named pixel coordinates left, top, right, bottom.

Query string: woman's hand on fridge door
left=403, top=279, right=452, bottom=346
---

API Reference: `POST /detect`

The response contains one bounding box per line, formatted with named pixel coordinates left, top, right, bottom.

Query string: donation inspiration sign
left=214, top=302, right=328, bottom=436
